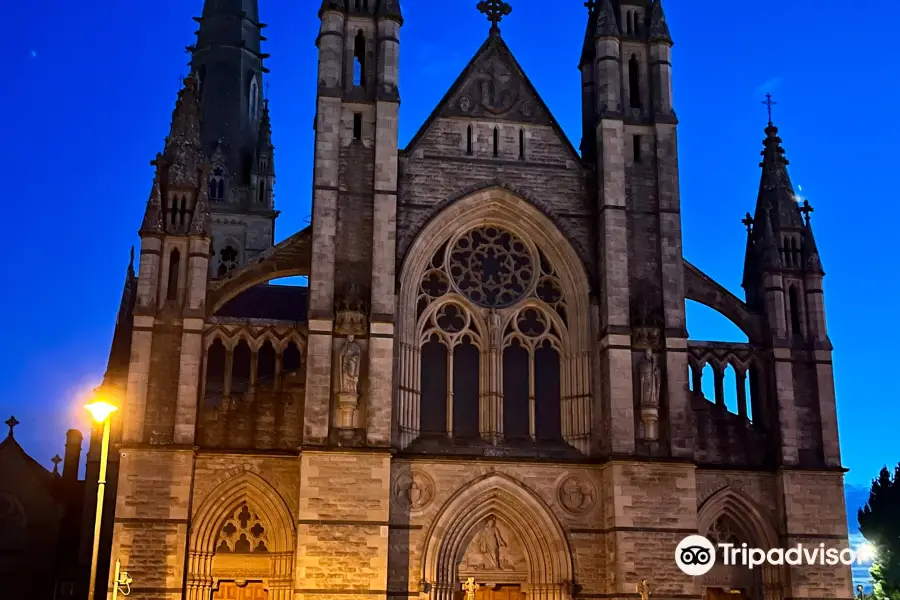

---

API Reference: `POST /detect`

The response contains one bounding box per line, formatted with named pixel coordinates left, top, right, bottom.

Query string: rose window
left=448, top=226, right=534, bottom=308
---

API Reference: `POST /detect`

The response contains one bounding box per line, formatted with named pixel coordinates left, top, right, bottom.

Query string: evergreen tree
left=859, top=464, right=900, bottom=599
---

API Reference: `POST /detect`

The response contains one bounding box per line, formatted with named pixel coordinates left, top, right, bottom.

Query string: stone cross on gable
left=762, top=93, right=777, bottom=124
left=584, top=0, right=596, bottom=12
left=742, top=212, right=754, bottom=233
left=799, top=199, right=814, bottom=226
left=51, top=454, right=62, bottom=475
left=5, top=415, right=19, bottom=438
left=477, top=0, right=512, bottom=34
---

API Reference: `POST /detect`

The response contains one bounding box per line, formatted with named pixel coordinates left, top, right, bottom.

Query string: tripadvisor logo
left=675, top=535, right=870, bottom=576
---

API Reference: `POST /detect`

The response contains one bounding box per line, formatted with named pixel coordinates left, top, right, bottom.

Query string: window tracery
left=218, top=245, right=240, bottom=277
left=707, top=516, right=742, bottom=546
left=215, top=501, right=269, bottom=554
left=209, top=167, right=226, bottom=202
left=414, top=225, right=567, bottom=443
left=448, top=226, right=533, bottom=308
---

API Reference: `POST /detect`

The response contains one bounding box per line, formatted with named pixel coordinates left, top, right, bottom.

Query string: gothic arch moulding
left=697, top=486, right=778, bottom=550
left=697, top=486, right=784, bottom=599
left=421, top=473, right=573, bottom=600
left=397, top=187, right=594, bottom=452
left=398, top=183, right=593, bottom=277
left=207, top=227, right=312, bottom=315
left=187, top=471, right=295, bottom=600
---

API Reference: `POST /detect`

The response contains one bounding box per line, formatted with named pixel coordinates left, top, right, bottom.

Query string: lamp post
left=85, top=398, right=118, bottom=600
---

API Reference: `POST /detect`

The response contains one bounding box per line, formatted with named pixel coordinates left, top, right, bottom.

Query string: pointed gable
left=406, top=34, right=580, bottom=160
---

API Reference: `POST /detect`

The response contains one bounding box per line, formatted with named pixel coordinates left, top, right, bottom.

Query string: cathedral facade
left=102, top=1, right=854, bottom=600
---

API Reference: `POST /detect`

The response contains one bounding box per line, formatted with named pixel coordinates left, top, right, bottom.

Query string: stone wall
left=397, top=118, right=591, bottom=280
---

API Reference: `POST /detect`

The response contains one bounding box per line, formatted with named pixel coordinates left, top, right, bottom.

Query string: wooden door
left=212, top=582, right=268, bottom=600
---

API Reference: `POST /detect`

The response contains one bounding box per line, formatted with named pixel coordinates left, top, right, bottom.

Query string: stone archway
left=697, top=487, right=783, bottom=600
left=421, top=473, right=573, bottom=600
left=187, top=472, right=295, bottom=600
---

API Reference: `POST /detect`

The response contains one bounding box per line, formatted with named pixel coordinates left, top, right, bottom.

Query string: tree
left=859, top=464, right=900, bottom=599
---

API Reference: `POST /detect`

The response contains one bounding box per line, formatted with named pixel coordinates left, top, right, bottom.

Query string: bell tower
left=306, top=0, right=402, bottom=446
left=583, top=0, right=691, bottom=457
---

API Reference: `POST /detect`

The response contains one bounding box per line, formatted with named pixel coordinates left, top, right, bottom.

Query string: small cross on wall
left=5, top=415, right=19, bottom=439
left=477, top=0, right=512, bottom=34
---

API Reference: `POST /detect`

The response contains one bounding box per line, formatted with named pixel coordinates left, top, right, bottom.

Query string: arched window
left=415, top=227, right=569, bottom=445
left=204, top=339, right=227, bottom=399
left=518, top=128, right=525, bottom=160
left=258, top=179, right=268, bottom=204
left=218, top=245, right=240, bottom=277
left=167, top=249, right=180, bottom=301
left=249, top=77, right=259, bottom=121
left=353, top=31, right=366, bottom=87
left=629, top=55, right=642, bottom=109
left=788, top=285, right=803, bottom=338
left=466, top=125, right=473, bottom=155
left=493, top=127, right=499, bottom=157
left=232, top=341, right=252, bottom=394
left=209, top=168, right=225, bottom=202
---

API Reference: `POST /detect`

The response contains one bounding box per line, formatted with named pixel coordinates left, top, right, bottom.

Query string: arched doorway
left=421, top=473, right=573, bottom=600
left=698, top=488, right=783, bottom=600
left=186, top=472, right=295, bottom=600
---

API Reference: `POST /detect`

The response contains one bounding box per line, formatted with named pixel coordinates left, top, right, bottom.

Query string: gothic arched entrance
left=421, top=473, right=573, bottom=600
left=698, top=488, right=784, bottom=600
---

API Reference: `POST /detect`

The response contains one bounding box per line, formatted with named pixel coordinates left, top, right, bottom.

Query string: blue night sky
left=0, top=0, right=896, bottom=490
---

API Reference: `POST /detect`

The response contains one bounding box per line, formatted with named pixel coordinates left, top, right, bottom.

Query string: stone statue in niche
left=639, top=349, right=661, bottom=440
left=340, top=335, right=362, bottom=395
left=335, top=334, right=363, bottom=432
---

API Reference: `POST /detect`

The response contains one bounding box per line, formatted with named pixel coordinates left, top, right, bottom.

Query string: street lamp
left=85, top=396, right=118, bottom=600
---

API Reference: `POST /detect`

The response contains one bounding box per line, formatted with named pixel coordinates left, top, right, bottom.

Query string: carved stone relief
left=557, top=475, right=596, bottom=515
left=458, top=516, right=527, bottom=580
left=392, top=470, right=435, bottom=512
left=445, top=49, right=551, bottom=125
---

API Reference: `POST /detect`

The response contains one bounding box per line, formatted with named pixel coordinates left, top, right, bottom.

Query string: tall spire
left=755, top=118, right=804, bottom=231
left=189, top=0, right=268, bottom=179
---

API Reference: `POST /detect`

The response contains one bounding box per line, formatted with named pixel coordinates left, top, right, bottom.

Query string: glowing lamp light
left=85, top=401, right=118, bottom=424
left=857, top=543, right=877, bottom=563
